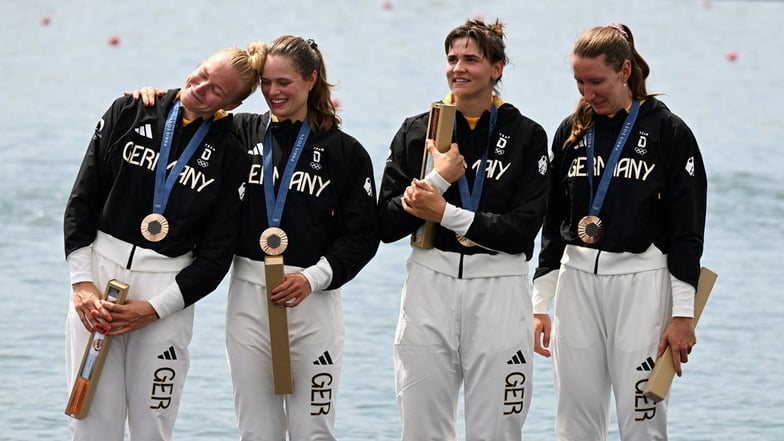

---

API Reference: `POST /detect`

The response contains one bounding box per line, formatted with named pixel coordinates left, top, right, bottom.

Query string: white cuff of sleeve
left=532, top=270, right=558, bottom=314
left=424, top=170, right=451, bottom=194
left=67, top=245, right=94, bottom=285
left=671, top=275, right=695, bottom=318
left=440, top=203, right=474, bottom=236
left=147, top=282, right=185, bottom=320
left=301, top=256, right=334, bottom=293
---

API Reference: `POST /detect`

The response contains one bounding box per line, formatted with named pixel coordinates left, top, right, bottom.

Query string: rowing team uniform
left=226, top=113, right=379, bottom=440
left=532, top=98, right=706, bottom=440
left=377, top=95, right=550, bottom=440
left=64, top=90, right=249, bottom=441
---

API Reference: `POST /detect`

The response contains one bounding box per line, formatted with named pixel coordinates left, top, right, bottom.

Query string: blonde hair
left=213, top=41, right=268, bottom=102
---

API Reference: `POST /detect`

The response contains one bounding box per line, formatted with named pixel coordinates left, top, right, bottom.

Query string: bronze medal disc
left=260, top=227, right=289, bottom=256
left=456, top=234, right=476, bottom=247
left=577, top=215, right=604, bottom=244
left=141, top=213, right=169, bottom=242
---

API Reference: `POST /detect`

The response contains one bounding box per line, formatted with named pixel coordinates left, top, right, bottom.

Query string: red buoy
left=726, top=51, right=737, bottom=62
left=108, top=35, right=120, bottom=46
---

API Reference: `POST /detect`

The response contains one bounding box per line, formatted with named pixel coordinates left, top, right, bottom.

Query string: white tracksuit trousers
left=226, top=256, right=344, bottom=441
left=394, top=249, right=534, bottom=441
left=65, top=233, right=194, bottom=441
left=552, top=246, right=671, bottom=441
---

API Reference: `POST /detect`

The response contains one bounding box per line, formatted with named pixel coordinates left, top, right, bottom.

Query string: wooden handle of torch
left=643, top=267, right=717, bottom=402
left=265, top=255, right=293, bottom=394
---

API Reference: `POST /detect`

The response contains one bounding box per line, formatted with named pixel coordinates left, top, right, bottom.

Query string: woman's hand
left=401, top=179, right=446, bottom=222
left=534, top=313, right=552, bottom=357
left=124, top=86, right=165, bottom=106
left=270, top=272, right=313, bottom=308
left=101, top=299, right=160, bottom=336
left=429, top=141, right=465, bottom=183
left=658, top=316, right=696, bottom=377
left=72, top=281, right=110, bottom=333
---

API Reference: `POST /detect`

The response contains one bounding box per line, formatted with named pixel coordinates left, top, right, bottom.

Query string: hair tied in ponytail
left=607, top=22, right=629, bottom=40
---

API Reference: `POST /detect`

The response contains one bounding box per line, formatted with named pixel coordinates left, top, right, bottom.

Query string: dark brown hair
left=267, top=35, right=340, bottom=132
left=444, top=18, right=508, bottom=94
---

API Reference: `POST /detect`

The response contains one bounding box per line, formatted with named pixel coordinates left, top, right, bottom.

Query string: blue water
left=1, top=0, right=782, bottom=440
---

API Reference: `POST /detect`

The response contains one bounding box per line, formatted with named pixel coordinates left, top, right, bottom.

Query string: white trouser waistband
left=93, top=231, right=193, bottom=273
left=409, top=247, right=528, bottom=279
left=231, top=255, right=308, bottom=287
left=561, top=243, right=667, bottom=275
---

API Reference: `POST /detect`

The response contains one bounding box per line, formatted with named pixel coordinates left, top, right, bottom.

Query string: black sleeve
left=175, top=134, right=250, bottom=307
left=325, top=137, right=380, bottom=289
left=376, top=114, right=429, bottom=243
left=64, top=97, right=134, bottom=257
left=534, top=118, right=572, bottom=280
left=660, top=114, right=706, bottom=289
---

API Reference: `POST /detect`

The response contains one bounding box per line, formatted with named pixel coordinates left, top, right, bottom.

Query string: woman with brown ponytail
left=225, top=36, right=378, bottom=441
left=532, top=23, right=707, bottom=440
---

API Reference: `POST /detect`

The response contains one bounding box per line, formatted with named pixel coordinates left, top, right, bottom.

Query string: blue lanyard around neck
left=152, top=99, right=212, bottom=214
left=585, top=100, right=640, bottom=215
left=455, top=103, right=497, bottom=211
left=262, top=117, right=311, bottom=227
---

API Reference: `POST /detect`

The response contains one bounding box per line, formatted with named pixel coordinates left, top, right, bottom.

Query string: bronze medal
left=456, top=234, right=476, bottom=247
left=260, top=227, right=289, bottom=256
left=141, top=213, right=169, bottom=242
left=577, top=215, right=604, bottom=244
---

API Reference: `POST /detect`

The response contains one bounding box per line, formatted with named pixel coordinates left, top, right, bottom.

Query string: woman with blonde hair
left=64, top=42, right=266, bottom=441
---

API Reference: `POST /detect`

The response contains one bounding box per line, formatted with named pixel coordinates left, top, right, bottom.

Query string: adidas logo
left=636, top=356, right=656, bottom=372
left=157, top=346, right=178, bottom=361
left=134, top=123, right=154, bottom=139
left=507, top=350, right=527, bottom=365
left=313, top=351, right=333, bottom=366
left=248, top=143, right=262, bottom=156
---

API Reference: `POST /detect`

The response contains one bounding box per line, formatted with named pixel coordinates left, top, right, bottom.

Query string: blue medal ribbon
left=262, top=118, right=312, bottom=227
left=152, top=99, right=212, bottom=214
left=455, top=103, right=498, bottom=211
left=585, top=100, right=640, bottom=215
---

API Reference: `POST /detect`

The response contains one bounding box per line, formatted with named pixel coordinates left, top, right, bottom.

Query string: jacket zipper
left=126, top=244, right=136, bottom=269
